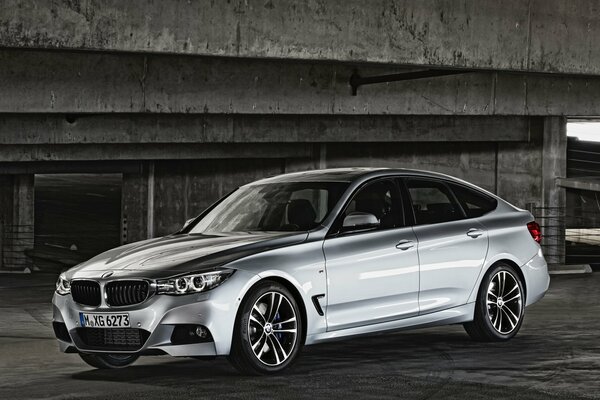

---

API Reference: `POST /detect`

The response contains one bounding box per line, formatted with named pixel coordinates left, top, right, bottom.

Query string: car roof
left=247, top=167, right=463, bottom=185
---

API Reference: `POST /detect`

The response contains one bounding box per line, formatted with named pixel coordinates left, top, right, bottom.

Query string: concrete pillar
left=16, top=175, right=34, bottom=271
left=0, top=174, right=34, bottom=271
left=541, top=117, right=567, bottom=265
left=122, top=169, right=149, bottom=244
left=0, top=175, right=12, bottom=269
left=146, top=161, right=155, bottom=239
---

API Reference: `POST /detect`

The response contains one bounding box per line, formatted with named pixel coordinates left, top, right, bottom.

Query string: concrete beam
left=0, top=115, right=532, bottom=144
left=0, top=50, right=144, bottom=113
left=557, top=177, right=600, bottom=192
left=2, top=1, right=600, bottom=76
left=0, top=144, right=313, bottom=162
left=0, top=161, right=143, bottom=175
left=3, top=49, right=600, bottom=115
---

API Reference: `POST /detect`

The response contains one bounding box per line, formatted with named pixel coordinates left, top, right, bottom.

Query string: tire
left=79, top=353, right=139, bottom=369
left=464, top=262, right=525, bottom=342
left=228, top=281, right=303, bottom=375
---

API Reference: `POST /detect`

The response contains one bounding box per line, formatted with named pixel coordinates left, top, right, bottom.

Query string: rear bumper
left=521, top=249, right=550, bottom=306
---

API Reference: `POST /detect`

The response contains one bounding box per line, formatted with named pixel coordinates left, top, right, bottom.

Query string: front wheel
left=464, top=263, right=525, bottom=341
left=79, top=353, right=139, bottom=369
left=228, top=281, right=303, bottom=375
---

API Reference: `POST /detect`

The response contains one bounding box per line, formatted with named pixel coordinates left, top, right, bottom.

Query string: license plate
left=79, top=312, right=130, bottom=328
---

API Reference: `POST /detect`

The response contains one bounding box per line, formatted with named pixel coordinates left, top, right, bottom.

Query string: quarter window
left=406, top=179, right=464, bottom=225
left=449, top=183, right=497, bottom=218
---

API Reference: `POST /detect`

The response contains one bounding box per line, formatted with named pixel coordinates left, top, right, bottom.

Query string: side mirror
left=182, top=218, right=195, bottom=230
left=342, top=212, right=380, bottom=232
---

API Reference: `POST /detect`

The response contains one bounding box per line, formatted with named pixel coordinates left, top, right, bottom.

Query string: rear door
left=400, top=177, right=490, bottom=315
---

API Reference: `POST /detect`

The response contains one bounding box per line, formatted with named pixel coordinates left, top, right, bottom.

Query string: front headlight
left=55, top=273, right=71, bottom=295
left=156, top=269, right=235, bottom=295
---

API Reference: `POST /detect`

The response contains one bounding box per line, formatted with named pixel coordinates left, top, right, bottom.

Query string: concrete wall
left=324, top=138, right=545, bottom=210
left=152, top=159, right=284, bottom=236
left=114, top=139, right=540, bottom=241
left=0, top=1, right=579, bottom=269
left=0, top=111, right=560, bottom=270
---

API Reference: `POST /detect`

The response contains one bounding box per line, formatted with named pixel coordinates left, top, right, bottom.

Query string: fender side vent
left=311, top=294, right=325, bottom=316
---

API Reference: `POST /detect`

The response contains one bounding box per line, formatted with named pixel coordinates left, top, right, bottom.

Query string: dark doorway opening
left=33, top=174, right=122, bottom=271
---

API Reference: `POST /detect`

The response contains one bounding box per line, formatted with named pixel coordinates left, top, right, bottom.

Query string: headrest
left=287, top=199, right=317, bottom=230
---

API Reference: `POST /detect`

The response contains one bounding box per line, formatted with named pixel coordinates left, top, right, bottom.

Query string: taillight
left=527, top=221, right=542, bottom=244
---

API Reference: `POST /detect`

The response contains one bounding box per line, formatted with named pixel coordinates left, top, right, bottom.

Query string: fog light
left=195, top=326, right=208, bottom=338
left=170, top=324, right=213, bottom=345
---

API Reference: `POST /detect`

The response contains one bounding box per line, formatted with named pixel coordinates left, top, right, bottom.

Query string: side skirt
left=305, top=302, right=475, bottom=345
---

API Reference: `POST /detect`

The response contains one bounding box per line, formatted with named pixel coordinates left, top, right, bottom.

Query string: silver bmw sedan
left=52, top=168, right=549, bottom=374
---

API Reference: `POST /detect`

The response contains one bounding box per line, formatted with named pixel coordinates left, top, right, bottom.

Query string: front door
left=323, top=179, right=420, bottom=331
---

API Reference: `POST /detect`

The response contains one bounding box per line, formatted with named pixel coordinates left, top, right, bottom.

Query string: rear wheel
left=79, top=353, right=139, bottom=369
left=228, top=281, right=303, bottom=375
left=464, top=263, right=525, bottom=341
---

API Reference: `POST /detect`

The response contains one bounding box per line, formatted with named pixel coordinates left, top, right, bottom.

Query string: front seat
left=287, top=199, right=317, bottom=230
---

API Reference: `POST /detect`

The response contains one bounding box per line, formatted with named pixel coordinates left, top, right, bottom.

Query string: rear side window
left=405, top=179, right=464, bottom=225
left=449, top=183, right=497, bottom=218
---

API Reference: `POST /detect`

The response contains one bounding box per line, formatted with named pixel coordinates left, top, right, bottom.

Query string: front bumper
left=52, top=269, right=258, bottom=357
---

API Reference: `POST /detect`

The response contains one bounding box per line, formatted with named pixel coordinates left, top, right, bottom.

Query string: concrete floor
left=0, top=273, right=598, bottom=400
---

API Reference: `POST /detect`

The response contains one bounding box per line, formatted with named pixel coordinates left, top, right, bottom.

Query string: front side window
left=449, top=183, right=498, bottom=218
left=406, top=179, right=464, bottom=225
left=339, top=179, right=402, bottom=231
left=189, top=182, right=348, bottom=234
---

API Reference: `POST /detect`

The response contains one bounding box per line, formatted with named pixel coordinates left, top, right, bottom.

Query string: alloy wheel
left=247, top=291, right=298, bottom=366
left=486, top=270, right=523, bottom=334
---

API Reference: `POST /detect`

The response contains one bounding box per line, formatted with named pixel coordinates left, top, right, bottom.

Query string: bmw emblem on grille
left=101, top=271, right=114, bottom=279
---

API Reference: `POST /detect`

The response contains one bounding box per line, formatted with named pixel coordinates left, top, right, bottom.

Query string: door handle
left=466, top=228, right=484, bottom=238
left=396, top=239, right=414, bottom=250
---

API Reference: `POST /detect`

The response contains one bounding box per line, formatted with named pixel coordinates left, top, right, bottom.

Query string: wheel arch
left=473, top=259, right=527, bottom=304
left=468, top=255, right=528, bottom=304
left=234, top=275, right=309, bottom=347
left=494, top=259, right=527, bottom=303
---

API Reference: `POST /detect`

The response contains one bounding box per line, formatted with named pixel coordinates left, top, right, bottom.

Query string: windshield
left=189, top=181, right=349, bottom=234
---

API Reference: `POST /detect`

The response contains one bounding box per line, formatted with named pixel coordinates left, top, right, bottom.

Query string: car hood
left=68, top=231, right=308, bottom=279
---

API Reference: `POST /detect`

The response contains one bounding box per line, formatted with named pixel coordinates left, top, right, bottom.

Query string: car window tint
left=449, top=183, right=497, bottom=218
left=406, top=179, right=463, bottom=225
left=343, top=180, right=402, bottom=230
